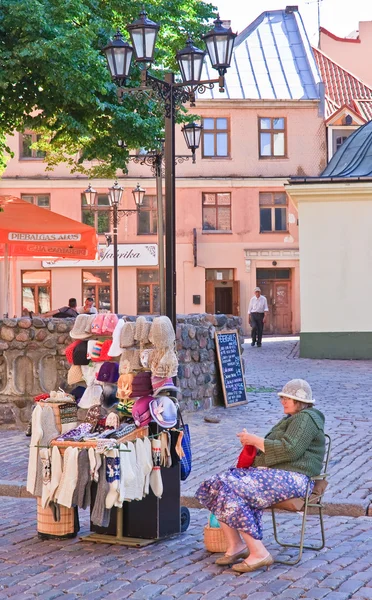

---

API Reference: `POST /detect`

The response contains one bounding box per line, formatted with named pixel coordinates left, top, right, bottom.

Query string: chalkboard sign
left=215, top=330, right=247, bottom=407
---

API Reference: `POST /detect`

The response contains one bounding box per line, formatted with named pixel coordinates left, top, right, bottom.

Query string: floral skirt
left=195, top=467, right=313, bottom=540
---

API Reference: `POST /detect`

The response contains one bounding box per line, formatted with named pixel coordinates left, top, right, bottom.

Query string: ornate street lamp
left=176, top=38, right=206, bottom=85
left=108, top=180, right=124, bottom=206
left=83, top=183, right=98, bottom=207
left=126, top=10, right=160, bottom=64
left=181, top=122, right=203, bottom=163
left=202, top=14, right=237, bottom=77
left=132, top=183, right=146, bottom=208
left=103, top=30, right=134, bottom=85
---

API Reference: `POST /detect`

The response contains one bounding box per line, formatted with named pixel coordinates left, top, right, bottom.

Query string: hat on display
left=79, top=383, right=103, bottom=409
left=87, top=339, right=104, bottom=361
left=99, top=339, right=113, bottom=362
left=85, top=404, right=102, bottom=428
left=149, top=396, right=178, bottom=429
left=151, top=376, right=180, bottom=397
left=105, top=411, right=120, bottom=429
left=278, top=379, right=315, bottom=404
left=72, top=341, right=90, bottom=366
left=100, top=384, right=119, bottom=409
left=116, top=396, right=136, bottom=416
left=65, top=340, right=81, bottom=364
left=67, top=364, right=84, bottom=386
left=132, top=396, right=153, bottom=428
left=148, top=316, right=175, bottom=348
left=97, top=362, right=119, bottom=384
left=91, top=313, right=105, bottom=335
left=117, top=373, right=134, bottom=400
left=108, top=319, right=125, bottom=357
left=254, top=287, right=261, bottom=292
left=102, top=313, right=119, bottom=335
left=130, top=370, right=153, bottom=398
left=69, top=386, right=86, bottom=403
left=120, top=321, right=136, bottom=348
left=119, top=348, right=141, bottom=372
left=135, top=316, right=152, bottom=345
left=81, top=362, right=102, bottom=387
left=70, top=314, right=93, bottom=340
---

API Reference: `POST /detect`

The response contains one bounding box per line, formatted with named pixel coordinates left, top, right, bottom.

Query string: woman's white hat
left=278, top=379, right=315, bottom=404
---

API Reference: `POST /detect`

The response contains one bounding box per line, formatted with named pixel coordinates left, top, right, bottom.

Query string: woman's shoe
left=215, top=548, right=249, bottom=566
left=232, top=553, right=274, bottom=573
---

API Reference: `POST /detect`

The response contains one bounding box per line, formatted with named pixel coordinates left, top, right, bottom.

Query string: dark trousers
left=250, top=312, right=265, bottom=344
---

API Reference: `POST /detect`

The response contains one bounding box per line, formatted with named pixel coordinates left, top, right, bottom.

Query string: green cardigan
left=253, top=408, right=325, bottom=477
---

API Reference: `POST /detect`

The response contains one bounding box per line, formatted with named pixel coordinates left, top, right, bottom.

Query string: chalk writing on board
left=215, top=330, right=247, bottom=407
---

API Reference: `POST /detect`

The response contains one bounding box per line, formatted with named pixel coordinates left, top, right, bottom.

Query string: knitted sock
left=27, top=404, right=43, bottom=495
left=93, top=451, right=102, bottom=483
left=91, top=457, right=110, bottom=528
left=72, top=449, right=91, bottom=509
left=88, top=447, right=96, bottom=481
left=143, top=436, right=153, bottom=496
left=56, top=446, right=79, bottom=508
left=117, top=443, right=135, bottom=506
left=150, top=438, right=163, bottom=499
left=123, top=441, right=138, bottom=501
left=40, top=448, right=52, bottom=508
left=133, top=439, right=146, bottom=501
left=49, top=446, right=63, bottom=502
left=105, top=449, right=120, bottom=509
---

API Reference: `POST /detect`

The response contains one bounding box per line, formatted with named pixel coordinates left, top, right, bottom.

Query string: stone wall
left=0, top=314, right=243, bottom=429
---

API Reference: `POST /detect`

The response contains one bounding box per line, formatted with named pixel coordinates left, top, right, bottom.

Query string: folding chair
left=270, top=433, right=331, bottom=565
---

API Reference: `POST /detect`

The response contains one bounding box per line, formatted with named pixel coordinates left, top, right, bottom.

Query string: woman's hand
left=236, top=429, right=265, bottom=452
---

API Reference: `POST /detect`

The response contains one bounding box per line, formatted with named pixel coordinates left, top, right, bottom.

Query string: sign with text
left=215, top=330, right=247, bottom=408
left=42, top=244, right=158, bottom=268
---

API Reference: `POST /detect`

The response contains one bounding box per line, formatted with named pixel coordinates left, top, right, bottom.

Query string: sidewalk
left=1, top=338, right=371, bottom=516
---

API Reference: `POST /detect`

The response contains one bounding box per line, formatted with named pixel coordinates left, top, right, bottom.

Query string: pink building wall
left=319, top=23, right=372, bottom=87
left=0, top=101, right=325, bottom=333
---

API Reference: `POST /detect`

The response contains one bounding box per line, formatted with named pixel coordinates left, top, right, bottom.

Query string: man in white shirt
left=248, top=287, right=269, bottom=347
left=77, top=297, right=98, bottom=315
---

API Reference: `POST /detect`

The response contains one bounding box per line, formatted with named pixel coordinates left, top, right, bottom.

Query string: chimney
left=285, top=6, right=298, bottom=14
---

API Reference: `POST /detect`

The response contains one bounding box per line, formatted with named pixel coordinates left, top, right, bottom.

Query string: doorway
left=205, top=269, right=240, bottom=316
left=256, top=268, right=292, bottom=334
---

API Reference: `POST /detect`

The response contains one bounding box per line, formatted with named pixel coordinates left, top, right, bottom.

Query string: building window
left=138, top=195, right=158, bottom=235
left=20, top=132, right=46, bottom=159
left=137, top=269, right=160, bottom=314
left=82, top=193, right=110, bottom=235
left=202, top=117, right=229, bottom=158
left=21, top=270, right=51, bottom=313
left=21, top=194, right=50, bottom=209
left=336, top=136, right=348, bottom=151
left=202, top=192, right=231, bottom=231
left=82, top=269, right=111, bottom=311
left=259, top=192, right=288, bottom=232
left=258, top=117, right=286, bottom=158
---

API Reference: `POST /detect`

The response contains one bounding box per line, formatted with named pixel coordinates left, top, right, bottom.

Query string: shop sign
left=42, top=244, right=158, bottom=267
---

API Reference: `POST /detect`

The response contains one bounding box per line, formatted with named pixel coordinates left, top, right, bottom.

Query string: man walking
left=248, top=287, right=269, bottom=347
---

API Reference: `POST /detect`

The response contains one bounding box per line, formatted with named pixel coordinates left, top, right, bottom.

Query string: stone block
left=191, top=350, right=200, bottom=362
left=32, top=317, right=46, bottom=328
left=15, top=331, right=29, bottom=342
left=0, top=342, right=9, bottom=351
left=44, top=338, right=57, bottom=349
left=56, top=322, right=69, bottom=333
left=1, top=327, right=15, bottom=342
left=47, top=321, right=55, bottom=332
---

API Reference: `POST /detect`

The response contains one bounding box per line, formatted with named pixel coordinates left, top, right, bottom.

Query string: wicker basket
left=37, top=498, right=76, bottom=539
left=203, top=525, right=227, bottom=553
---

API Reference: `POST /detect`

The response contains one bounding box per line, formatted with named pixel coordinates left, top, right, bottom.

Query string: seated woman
left=196, top=379, right=325, bottom=573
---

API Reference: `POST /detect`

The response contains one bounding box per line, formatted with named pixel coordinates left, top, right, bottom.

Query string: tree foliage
left=0, top=0, right=217, bottom=176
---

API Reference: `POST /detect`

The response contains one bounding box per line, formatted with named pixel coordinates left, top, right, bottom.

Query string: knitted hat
left=148, top=316, right=175, bottom=348
left=67, top=365, right=84, bottom=386
left=102, top=313, right=119, bottom=335
left=140, top=348, right=154, bottom=369
left=85, top=404, right=102, bottom=427
left=100, top=339, right=113, bottom=362
left=70, top=314, right=93, bottom=340
left=81, top=362, right=102, bottom=387
left=278, top=379, right=315, bottom=404
left=130, top=371, right=153, bottom=399
left=108, top=319, right=125, bottom=357
left=101, top=384, right=119, bottom=409
left=91, top=313, right=105, bottom=336
left=151, top=376, right=180, bottom=397
left=69, top=386, right=86, bottom=403
left=65, top=340, right=81, bottom=364
left=87, top=339, right=104, bottom=361
left=151, top=348, right=179, bottom=378
left=119, top=348, right=141, bottom=373
left=84, top=314, right=96, bottom=334
left=132, top=396, right=153, bottom=428
left=72, top=341, right=90, bottom=366
left=120, top=322, right=135, bottom=348
left=79, top=384, right=103, bottom=409
left=135, top=316, right=152, bottom=345
left=117, top=373, right=134, bottom=400
left=97, top=362, right=119, bottom=384
left=116, top=397, right=135, bottom=416
left=149, top=396, right=178, bottom=429
left=106, top=412, right=120, bottom=429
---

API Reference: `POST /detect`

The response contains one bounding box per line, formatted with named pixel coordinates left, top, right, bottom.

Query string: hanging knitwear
left=27, top=404, right=43, bottom=495
left=91, top=457, right=111, bottom=528
left=143, top=436, right=153, bottom=496
left=49, top=446, right=63, bottom=503
left=116, top=442, right=136, bottom=506
left=123, top=441, right=138, bottom=501
left=57, top=446, right=79, bottom=508
left=71, top=449, right=91, bottom=510
left=105, top=449, right=120, bottom=509
left=150, top=438, right=163, bottom=499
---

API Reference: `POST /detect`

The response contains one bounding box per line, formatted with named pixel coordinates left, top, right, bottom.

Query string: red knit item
left=236, top=445, right=257, bottom=468
left=99, top=339, right=113, bottom=362
left=64, top=340, right=81, bottom=364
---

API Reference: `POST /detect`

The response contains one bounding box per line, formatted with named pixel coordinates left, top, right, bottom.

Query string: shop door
left=257, top=269, right=292, bottom=334
left=215, top=287, right=233, bottom=314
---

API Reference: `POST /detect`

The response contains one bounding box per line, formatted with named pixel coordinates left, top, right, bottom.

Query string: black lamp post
left=103, top=12, right=236, bottom=327
left=83, top=181, right=143, bottom=314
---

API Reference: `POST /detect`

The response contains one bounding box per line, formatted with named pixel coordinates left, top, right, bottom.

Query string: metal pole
left=113, top=204, right=119, bottom=314
left=155, top=153, right=166, bottom=315
left=164, top=72, right=176, bottom=329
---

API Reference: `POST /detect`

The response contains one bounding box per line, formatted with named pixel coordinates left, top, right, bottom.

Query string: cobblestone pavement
left=1, top=338, right=372, bottom=514
left=0, top=497, right=371, bottom=600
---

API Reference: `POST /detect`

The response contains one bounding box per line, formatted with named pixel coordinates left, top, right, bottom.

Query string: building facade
left=0, top=7, right=326, bottom=334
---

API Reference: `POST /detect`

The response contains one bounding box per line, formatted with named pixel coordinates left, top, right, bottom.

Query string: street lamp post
left=83, top=181, right=145, bottom=314
left=103, top=12, right=236, bottom=328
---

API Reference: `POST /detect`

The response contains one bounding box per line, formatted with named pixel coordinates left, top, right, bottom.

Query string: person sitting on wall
left=196, top=379, right=325, bottom=573
left=25, top=298, right=79, bottom=319
left=77, top=297, right=97, bottom=314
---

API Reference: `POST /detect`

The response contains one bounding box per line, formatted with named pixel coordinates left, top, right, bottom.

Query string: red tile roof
left=313, top=46, right=372, bottom=120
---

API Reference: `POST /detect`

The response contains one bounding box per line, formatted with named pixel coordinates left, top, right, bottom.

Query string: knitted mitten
left=72, top=449, right=91, bottom=509
left=142, top=436, right=153, bottom=496
left=49, top=446, right=63, bottom=503
left=27, top=404, right=43, bottom=495
left=117, top=443, right=135, bottom=505
left=105, top=449, right=120, bottom=509
left=91, top=457, right=110, bottom=528
left=88, top=447, right=96, bottom=481
left=150, top=438, right=163, bottom=499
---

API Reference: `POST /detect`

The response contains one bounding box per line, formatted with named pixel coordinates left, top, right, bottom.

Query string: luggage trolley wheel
left=180, top=506, right=190, bottom=532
